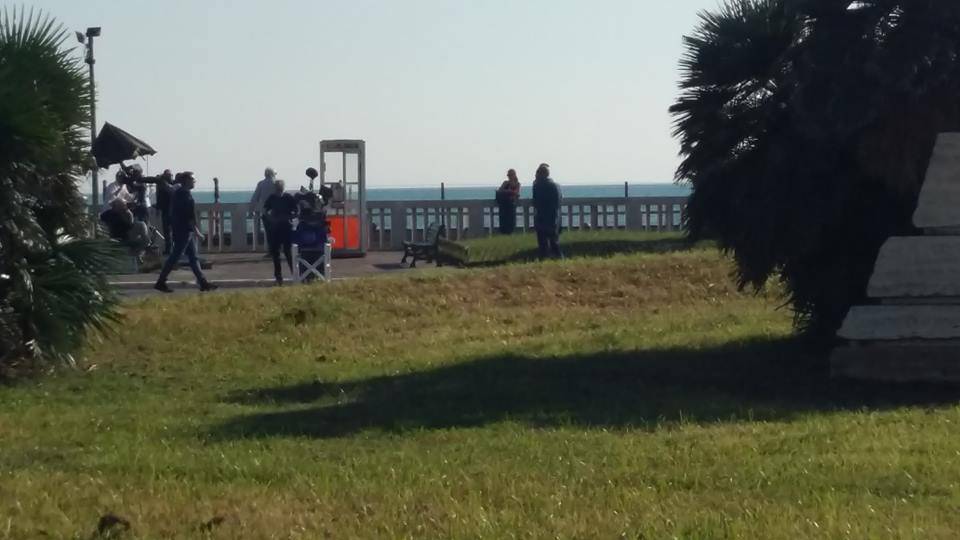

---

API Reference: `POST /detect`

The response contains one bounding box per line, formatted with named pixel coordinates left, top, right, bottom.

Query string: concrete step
left=832, top=340, right=960, bottom=383
left=868, top=236, right=960, bottom=298
left=840, top=305, right=960, bottom=341
left=914, top=133, right=960, bottom=229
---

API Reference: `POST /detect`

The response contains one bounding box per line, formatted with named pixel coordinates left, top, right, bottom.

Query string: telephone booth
left=320, top=139, right=367, bottom=257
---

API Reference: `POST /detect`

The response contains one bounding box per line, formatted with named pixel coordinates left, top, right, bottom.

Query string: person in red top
left=496, top=169, right=521, bottom=234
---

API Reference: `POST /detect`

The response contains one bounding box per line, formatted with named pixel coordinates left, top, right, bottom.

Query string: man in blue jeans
left=531, top=163, right=563, bottom=259
left=154, top=172, right=217, bottom=293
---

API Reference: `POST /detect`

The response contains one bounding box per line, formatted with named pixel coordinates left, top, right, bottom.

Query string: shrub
left=0, top=8, right=120, bottom=369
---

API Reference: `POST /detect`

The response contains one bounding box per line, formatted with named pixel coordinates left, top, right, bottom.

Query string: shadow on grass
left=214, top=338, right=960, bottom=440
left=513, top=238, right=702, bottom=262
left=464, top=236, right=708, bottom=266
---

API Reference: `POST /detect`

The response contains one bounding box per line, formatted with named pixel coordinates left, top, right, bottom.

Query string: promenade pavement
left=112, top=251, right=414, bottom=297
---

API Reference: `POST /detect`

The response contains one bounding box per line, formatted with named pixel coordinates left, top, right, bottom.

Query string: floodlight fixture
left=75, top=31, right=85, bottom=44
left=86, top=27, right=101, bottom=38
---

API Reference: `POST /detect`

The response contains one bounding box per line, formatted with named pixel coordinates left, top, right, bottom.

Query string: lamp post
left=76, top=27, right=101, bottom=211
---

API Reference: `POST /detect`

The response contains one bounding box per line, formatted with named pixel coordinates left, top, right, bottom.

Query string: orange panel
left=327, top=215, right=361, bottom=250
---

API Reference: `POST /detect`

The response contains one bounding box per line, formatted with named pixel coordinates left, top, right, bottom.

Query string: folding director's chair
left=292, top=240, right=333, bottom=283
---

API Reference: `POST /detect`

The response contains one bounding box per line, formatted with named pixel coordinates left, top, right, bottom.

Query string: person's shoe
left=154, top=282, right=173, bottom=293
left=199, top=281, right=219, bottom=292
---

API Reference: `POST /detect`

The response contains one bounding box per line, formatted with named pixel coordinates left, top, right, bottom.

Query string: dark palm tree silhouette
left=671, top=0, right=960, bottom=338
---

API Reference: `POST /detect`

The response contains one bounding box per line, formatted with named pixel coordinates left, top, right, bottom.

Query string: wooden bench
left=402, top=222, right=445, bottom=267
left=437, top=238, right=469, bottom=267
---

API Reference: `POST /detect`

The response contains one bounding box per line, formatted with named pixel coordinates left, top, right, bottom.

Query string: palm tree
left=0, top=7, right=121, bottom=369
left=672, top=0, right=960, bottom=338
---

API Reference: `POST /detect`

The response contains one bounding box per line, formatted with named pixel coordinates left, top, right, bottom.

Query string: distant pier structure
left=833, top=133, right=960, bottom=382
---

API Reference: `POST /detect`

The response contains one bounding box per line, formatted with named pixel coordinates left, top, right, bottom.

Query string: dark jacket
left=264, top=193, right=298, bottom=227
left=170, top=188, right=196, bottom=240
left=155, top=178, right=175, bottom=214
left=532, top=177, right=562, bottom=232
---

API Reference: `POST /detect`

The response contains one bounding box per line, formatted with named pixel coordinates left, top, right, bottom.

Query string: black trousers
left=261, top=215, right=274, bottom=253
left=536, top=228, right=562, bottom=260
left=269, top=224, right=293, bottom=280
left=498, top=203, right=517, bottom=234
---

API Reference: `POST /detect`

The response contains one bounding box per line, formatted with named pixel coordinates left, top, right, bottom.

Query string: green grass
left=450, top=229, right=704, bottom=265
left=2, top=247, right=960, bottom=538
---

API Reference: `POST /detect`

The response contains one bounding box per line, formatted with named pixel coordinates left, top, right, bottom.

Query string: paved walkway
left=112, top=251, right=413, bottom=297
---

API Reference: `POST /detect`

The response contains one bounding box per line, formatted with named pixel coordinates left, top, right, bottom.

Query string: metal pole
left=87, top=37, right=98, bottom=216
left=624, top=181, right=628, bottom=198
left=358, top=142, right=366, bottom=253
left=441, top=182, right=445, bottom=200
left=341, top=150, right=349, bottom=251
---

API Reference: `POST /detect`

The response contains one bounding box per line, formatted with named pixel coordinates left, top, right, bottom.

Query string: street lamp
left=77, top=27, right=101, bottom=212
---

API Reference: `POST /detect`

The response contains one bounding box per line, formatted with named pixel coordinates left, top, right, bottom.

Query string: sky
left=33, top=0, right=715, bottom=191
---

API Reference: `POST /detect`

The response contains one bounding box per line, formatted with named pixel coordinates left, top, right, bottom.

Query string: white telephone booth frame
left=319, top=139, right=367, bottom=257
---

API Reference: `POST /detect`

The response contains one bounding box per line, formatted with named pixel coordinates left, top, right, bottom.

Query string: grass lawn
left=449, top=229, right=704, bottom=265
left=2, top=246, right=960, bottom=538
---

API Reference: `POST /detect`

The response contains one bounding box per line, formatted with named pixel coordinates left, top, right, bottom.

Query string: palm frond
left=1, top=7, right=118, bottom=370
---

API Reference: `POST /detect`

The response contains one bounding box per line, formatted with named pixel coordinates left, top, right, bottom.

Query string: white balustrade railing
left=149, top=196, right=686, bottom=253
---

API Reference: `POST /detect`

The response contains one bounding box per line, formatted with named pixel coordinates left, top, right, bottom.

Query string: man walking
left=154, top=172, right=217, bottom=293
left=531, top=163, right=563, bottom=259
left=250, top=167, right=278, bottom=256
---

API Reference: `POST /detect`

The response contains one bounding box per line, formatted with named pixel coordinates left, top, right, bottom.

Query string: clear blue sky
left=37, top=0, right=714, bottom=190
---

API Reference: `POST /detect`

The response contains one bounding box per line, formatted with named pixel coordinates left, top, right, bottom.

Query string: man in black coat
left=154, top=169, right=176, bottom=254
left=531, top=163, right=563, bottom=259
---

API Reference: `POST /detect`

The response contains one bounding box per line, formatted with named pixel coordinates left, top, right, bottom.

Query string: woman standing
left=264, top=179, right=298, bottom=285
left=496, top=169, right=521, bottom=234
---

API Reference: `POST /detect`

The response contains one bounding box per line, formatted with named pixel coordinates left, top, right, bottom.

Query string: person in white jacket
left=102, top=169, right=134, bottom=212
left=250, top=167, right=277, bottom=255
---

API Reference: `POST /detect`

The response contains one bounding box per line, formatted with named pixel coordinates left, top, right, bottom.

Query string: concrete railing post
left=390, top=205, right=407, bottom=249
left=227, top=205, right=244, bottom=252
left=206, top=207, right=215, bottom=251
left=626, top=199, right=644, bottom=231
left=467, top=202, right=486, bottom=239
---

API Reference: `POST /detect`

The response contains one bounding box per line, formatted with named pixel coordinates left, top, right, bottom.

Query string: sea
left=190, top=183, right=689, bottom=204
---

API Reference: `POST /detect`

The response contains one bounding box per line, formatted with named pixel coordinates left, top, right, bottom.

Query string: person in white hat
left=250, top=167, right=278, bottom=255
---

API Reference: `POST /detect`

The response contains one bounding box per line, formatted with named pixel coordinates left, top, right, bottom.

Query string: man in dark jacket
left=263, top=179, right=298, bottom=285
left=531, top=163, right=563, bottom=259
left=154, top=169, right=176, bottom=254
left=154, top=172, right=216, bottom=293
